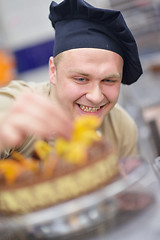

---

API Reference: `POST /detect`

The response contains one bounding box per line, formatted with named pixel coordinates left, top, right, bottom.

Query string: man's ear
left=49, top=56, right=56, bottom=85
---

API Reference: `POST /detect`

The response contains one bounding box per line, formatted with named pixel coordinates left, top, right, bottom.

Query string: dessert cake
left=0, top=116, right=119, bottom=215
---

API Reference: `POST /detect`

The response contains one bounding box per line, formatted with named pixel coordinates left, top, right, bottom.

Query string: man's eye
left=75, top=77, right=86, bottom=82
left=103, top=79, right=116, bottom=83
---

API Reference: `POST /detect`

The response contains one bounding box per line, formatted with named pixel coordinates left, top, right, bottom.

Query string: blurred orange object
left=0, top=50, right=16, bottom=87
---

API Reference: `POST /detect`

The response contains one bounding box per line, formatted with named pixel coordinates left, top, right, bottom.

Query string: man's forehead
left=59, top=48, right=123, bottom=58
left=56, top=49, right=123, bottom=78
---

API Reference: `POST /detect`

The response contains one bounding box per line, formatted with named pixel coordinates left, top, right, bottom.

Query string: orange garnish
left=0, top=160, right=26, bottom=184
left=0, top=116, right=101, bottom=184
left=34, top=140, right=52, bottom=161
left=41, top=154, right=58, bottom=178
left=54, top=115, right=100, bottom=165
left=11, top=151, right=38, bottom=172
left=0, top=151, right=39, bottom=184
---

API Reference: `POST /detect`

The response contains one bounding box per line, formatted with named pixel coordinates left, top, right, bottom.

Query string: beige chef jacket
left=0, top=80, right=138, bottom=159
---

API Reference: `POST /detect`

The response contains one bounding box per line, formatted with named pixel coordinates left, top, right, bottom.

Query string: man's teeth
left=79, top=105, right=100, bottom=112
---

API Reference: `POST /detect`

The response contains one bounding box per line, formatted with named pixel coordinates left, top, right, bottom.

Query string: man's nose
left=86, top=85, right=104, bottom=104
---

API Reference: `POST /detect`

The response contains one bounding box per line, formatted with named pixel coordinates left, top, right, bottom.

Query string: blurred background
left=0, top=0, right=160, bottom=163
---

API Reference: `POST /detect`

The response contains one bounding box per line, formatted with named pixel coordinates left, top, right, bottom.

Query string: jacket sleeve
left=0, top=80, right=31, bottom=159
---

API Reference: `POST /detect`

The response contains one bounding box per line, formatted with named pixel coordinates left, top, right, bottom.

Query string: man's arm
left=0, top=90, right=72, bottom=157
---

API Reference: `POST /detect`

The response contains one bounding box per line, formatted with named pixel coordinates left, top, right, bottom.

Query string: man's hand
left=0, top=91, right=72, bottom=152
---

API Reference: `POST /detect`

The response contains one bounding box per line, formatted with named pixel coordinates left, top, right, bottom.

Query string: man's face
left=49, top=48, right=123, bottom=123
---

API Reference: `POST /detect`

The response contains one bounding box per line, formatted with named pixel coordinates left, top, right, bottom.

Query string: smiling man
left=49, top=48, right=123, bottom=122
left=0, top=0, right=142, bottom=159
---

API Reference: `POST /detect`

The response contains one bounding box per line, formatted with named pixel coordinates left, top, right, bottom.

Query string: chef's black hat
left=49, top=0, right=143, bottom=85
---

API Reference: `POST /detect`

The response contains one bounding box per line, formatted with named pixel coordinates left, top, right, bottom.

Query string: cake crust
left=0, top=151, right=118, bottom=214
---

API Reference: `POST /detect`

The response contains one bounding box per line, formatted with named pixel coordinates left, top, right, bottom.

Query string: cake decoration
left=54, top=115, right=101, bottom=165
left=0, top=115, right=119, bottom=214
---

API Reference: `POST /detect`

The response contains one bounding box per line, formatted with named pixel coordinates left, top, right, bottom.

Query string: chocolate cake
left=0, top=116, right=119, bottom=215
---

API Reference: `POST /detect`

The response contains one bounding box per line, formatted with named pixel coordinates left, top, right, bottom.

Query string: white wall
left=0, top=0, right=54, bottom=50
left=0, top=0, right=110, bottom=50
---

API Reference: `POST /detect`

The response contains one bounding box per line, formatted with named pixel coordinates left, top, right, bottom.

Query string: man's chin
left=73, top=111, right=104, bottom=124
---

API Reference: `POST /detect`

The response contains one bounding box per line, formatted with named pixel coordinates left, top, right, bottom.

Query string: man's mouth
left=78, top=104, right=101, bottom=112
